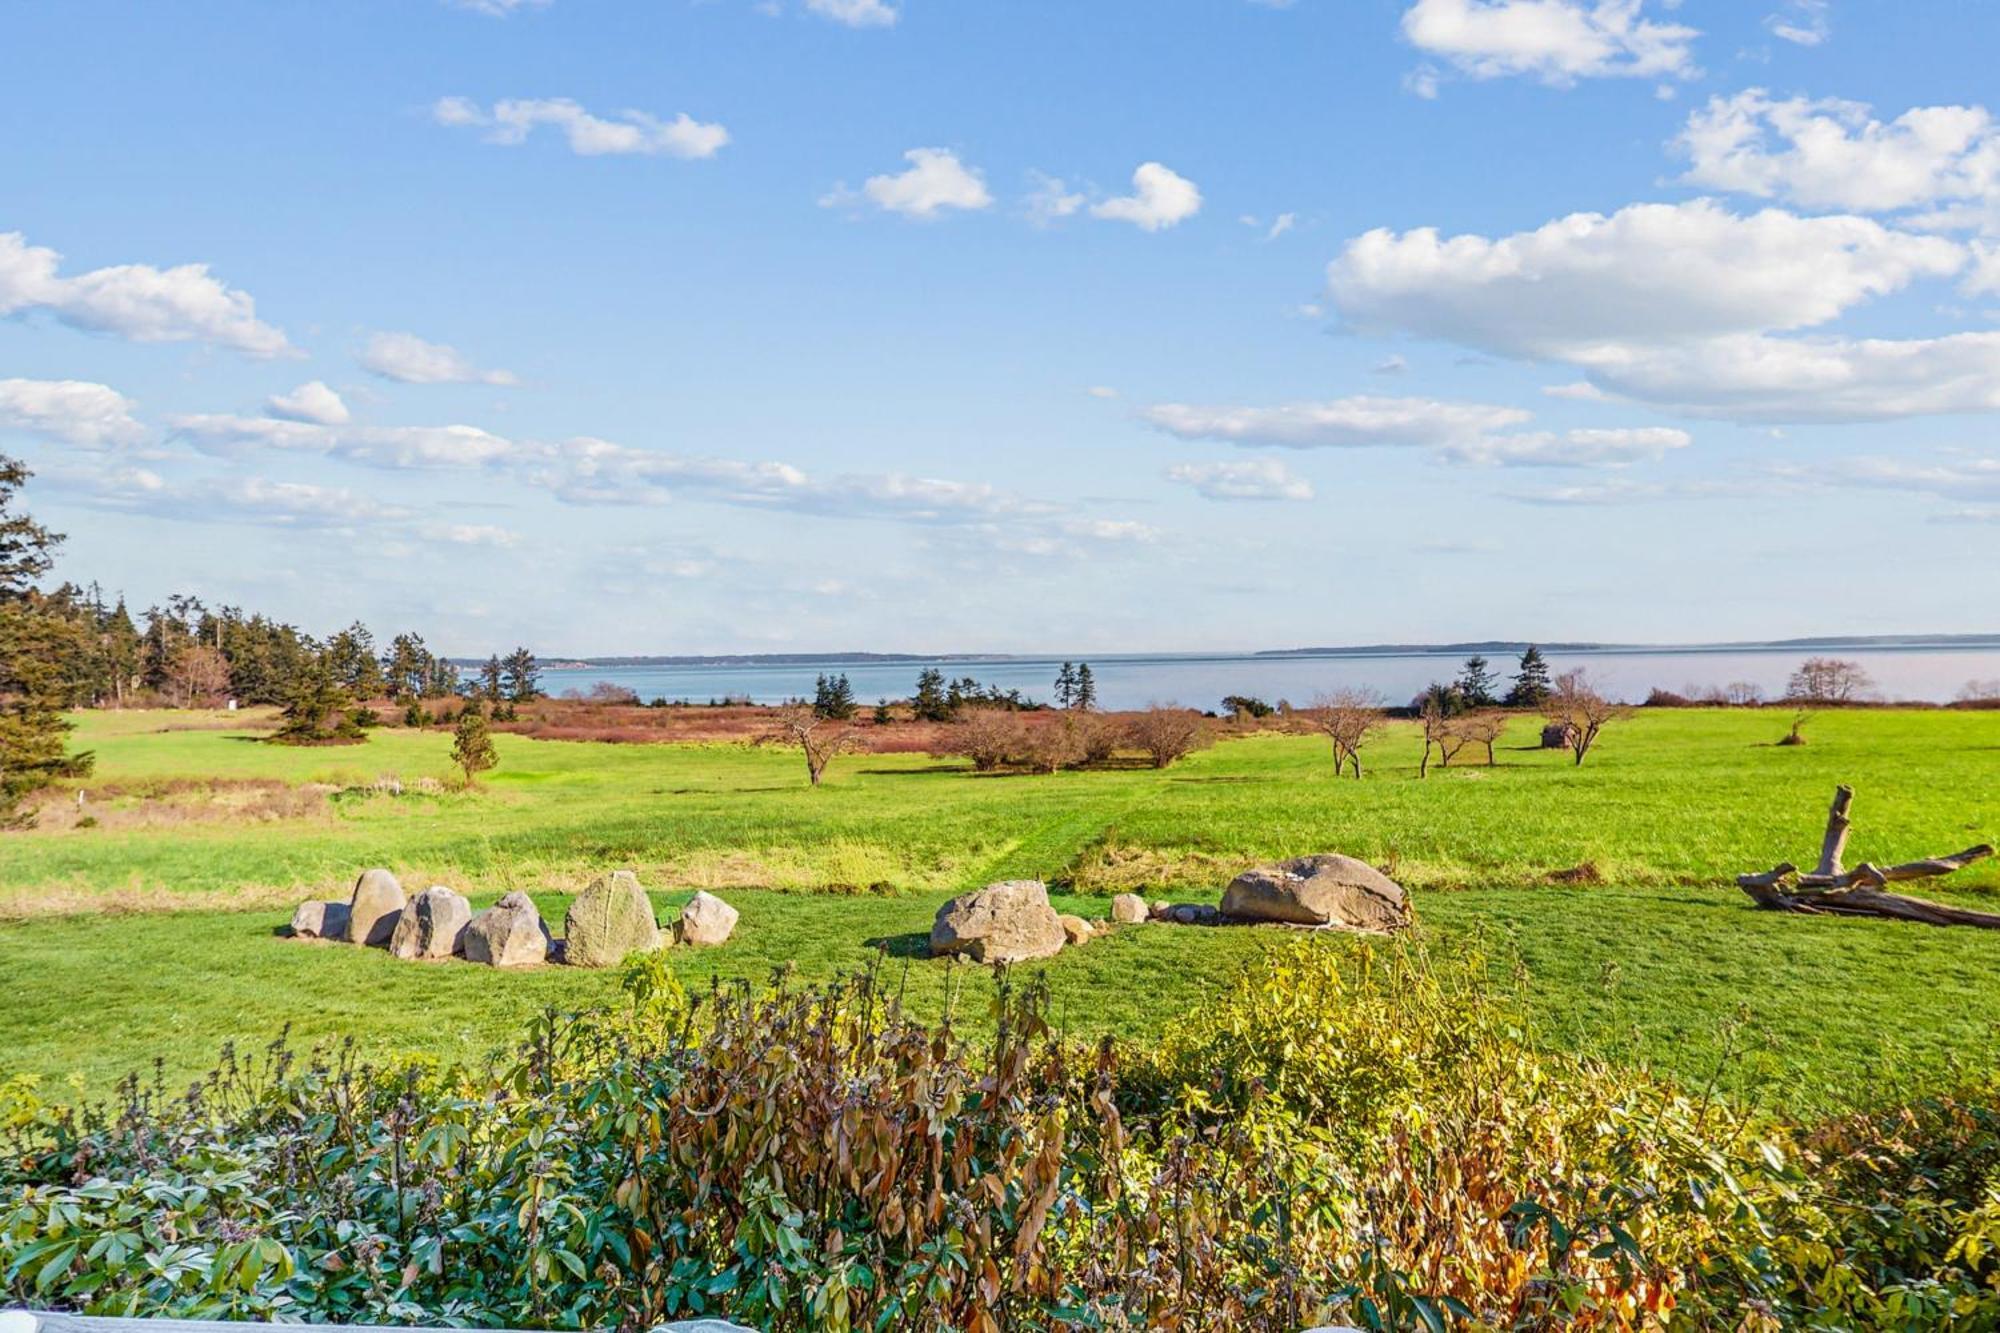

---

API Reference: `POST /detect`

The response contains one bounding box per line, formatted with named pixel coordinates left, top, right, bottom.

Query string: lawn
left=3, top=705, right=1998, bottom=1108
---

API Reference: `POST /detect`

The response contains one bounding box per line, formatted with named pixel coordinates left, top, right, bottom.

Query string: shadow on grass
left=864, top=931, right=933, bottom=959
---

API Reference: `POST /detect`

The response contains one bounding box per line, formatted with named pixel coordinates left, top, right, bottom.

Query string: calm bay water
left=541, top=645, right=2000, bottom=712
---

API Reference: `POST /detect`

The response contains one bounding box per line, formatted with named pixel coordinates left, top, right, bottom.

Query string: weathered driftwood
left=1737, top=785, right=1999, bottom=928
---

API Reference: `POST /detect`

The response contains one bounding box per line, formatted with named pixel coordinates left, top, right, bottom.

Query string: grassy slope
left=3, top=707, right=1998, bottom=1106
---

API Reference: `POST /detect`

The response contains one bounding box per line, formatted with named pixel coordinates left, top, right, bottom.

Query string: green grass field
left=4, top=706, right=1999, bottom=1107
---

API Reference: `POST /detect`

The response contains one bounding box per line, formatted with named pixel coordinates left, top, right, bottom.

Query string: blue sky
left=4, top=0, right=1998, bottom=655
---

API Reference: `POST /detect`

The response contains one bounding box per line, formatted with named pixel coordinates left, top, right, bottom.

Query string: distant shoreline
left=462, top=633, right=2000, bottom=670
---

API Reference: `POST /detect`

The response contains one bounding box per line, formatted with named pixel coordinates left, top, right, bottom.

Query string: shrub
left=8, top=946, right=2000, bottom=1330
left=1124, top=704, right=1211, bottom=769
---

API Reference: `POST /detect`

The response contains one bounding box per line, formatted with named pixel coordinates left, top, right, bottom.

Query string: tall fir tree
left=1054, top=661, right=1078, bottom=709
left=1455, top=655, right=1497, bottom=708
left=1072, top=662, right=1097, bottom=711
left=0, top=455, right=94, bottom=824
left=912, top=667, right=950, bottom=721
left=501, top=646, right=541, bottom=702
left=1507, top=646, right=1553, bottom=707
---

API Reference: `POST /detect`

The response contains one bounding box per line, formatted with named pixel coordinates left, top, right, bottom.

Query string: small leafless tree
left=1417, top=700, right=1456, bottom=777
left=1725, top=680, right=1765, bottom=706
left=170, top=642, right=232, bottom=708
left=1545, top=669, right=1629, bottom=767
left=1957, top=678, right=2000, bottom=706
left=1019, top=714, right=1090, bottom=774
left=771, top=702, right=857, bottom=786
left=1785, top=657, right=1875, bottom=704
left=1779, top=709, right=1813, bottom=746
left=1454, top=711, right=1507, bottom=765
left=1300, top=688, right=1383, bottom=778
left=1125, top=704, right=1211, bottom=769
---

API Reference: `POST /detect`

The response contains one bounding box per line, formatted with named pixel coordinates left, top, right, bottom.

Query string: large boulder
left=1110, top=893, right=1149, bottom=925
left=389, top=885, right=472, bottom=961
left=288, top=900, right=350, bottom=939
left=1058, top=913, right=1094, bottom=945
left=563, top=871, right=664, bottom=967
left=343, top=868, right=407, bottom=946
left=463, top=891, right=552, bottom=967
left=930, top=880, right=1066, bottom=964
left=1220, top=854, right=1409, bottom=933
left=675, top=891, right=739, bottom=947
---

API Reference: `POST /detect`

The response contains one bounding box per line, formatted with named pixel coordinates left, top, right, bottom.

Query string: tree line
left=0, top=454, right=544, bottom=815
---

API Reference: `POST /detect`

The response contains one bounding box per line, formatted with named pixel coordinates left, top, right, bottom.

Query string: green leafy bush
left=5, top=943, right=2000, bottom=1330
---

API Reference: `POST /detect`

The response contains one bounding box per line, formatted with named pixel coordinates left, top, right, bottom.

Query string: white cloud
left=172, top=413, right=527, bottom=468
left=1265, top=212, right=1297, bottom=241
left=805, top=0, right=897, bottom=27
left=1586, top=331, right=2000, bottom=421
left=265, top=380, right=349, bottom=426
left=432, top=97, right=729, bottom=159
left=360, top=331, right=518, bottom=386
left=1373, top=355, right=1409, bottom=375
left=1091, top=163, right=1203, bottom=231
left=1399, top=0, right=1699, bottom=87
left=1542, top=380, right=1606, bottom=400
left=1141, top=395, right=1532, bottom=449
left=1024, top=172, right=1085, bottom=226
left=853, top=148, right=993, bottom=219
left=1166, top=458, right=1316, bottom=501
left=0, top=231, right=293, bottom=358
left=1086, top=385, right=1120, bottom=399
left=419, top=521, right=521, bottom=547
left=1675, top=90, right=2000, bottom=216
left=0, top=378, right=145, bottom=448
left=1765, top=0, right=1830, bottom=47
left=1327, top=199, right=1963, bottom=360
left=1444, top=425, right=1690, bottom=466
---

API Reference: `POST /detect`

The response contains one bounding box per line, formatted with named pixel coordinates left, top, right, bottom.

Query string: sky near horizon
left=4, top=0, right=1999, bottom=656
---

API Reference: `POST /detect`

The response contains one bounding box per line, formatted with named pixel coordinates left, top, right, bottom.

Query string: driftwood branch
left=1737, top=787, right=1998, bottom=929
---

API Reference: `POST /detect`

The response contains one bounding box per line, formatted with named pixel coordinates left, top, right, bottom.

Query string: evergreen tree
left=382, top=632, right=431, bottom=700
left=1455, top=655, right=1497, bottom=708
left=873, top=698, right=892, bottom=724
left=501, top=646, right=541, bottom=702
left=1072, top=662, right=1098, bottom=711
left=272, top=661, right=359, bottom=745
left=0, top=455, right=93, bottom=825
left=1507, top=645, right=1554, bottom=708
left=1054, top=661, right=1078, bottom=709
left=813, top=672, right=856, bottom=720
left=451, top=700, right=498, bottom=785
left=912, top=667, right=950, bottom=722
left=478, top=655, right=506, bottom=701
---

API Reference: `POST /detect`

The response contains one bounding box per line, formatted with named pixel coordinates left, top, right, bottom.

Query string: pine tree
left=0, top=456, right=93, bottom=825
left=1073, top=663, right=1098, bottom=711
left=1456, top=655, right=1497, bottom=708
left=272, top=661, right=359, bottom=745
left=451, top=700, right=498, bottom=786
left=1054, top=661, right=1077, bottom=709
left=501, top=646, right=541, bottom=703
left=1507, top=646, right=1553, bottom=708
left=814, top=673, right=856, bottom=720
left=478, top=655, right=506, bottom=701
left=912, top=667, right=950, bottom=721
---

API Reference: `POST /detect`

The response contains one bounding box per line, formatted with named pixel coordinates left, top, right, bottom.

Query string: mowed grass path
left=3, top=707, right=1999, bottom=1107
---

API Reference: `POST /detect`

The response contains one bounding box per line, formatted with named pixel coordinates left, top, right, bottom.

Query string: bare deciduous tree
left=1021, top=714, right=1090, bottom=775
left=170, top=642, right=231, bottom=708
left=1454, top=711, right=1507, bottom=766
left=1544, top=669, right=1628, bottom=767
left=1785, top=657, right=1874, bottom=705
left=770, top=702, right=857, bottom=786
left=934, top=709, right=1024, bottom=772
left=1418, top=700, right=1468, bottom=777
left=1125, top=704, right=1211, bottom=769
left=1299, top=688, right=1383, bottom=779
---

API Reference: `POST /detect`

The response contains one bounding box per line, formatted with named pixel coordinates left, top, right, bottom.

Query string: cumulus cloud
left=1166, top=458, right=1315, bottom=501
left=840, top=148, right=993, bottom=219
left=1141, top=396, right=1532, bottom=449
left=0, top=231, right=293, bottom=358
left=1399, top=0, right=1699, bottom=87
left=1675, top=90, right=2000, bottom=217
left=1091, top=162, right=1203, bottom=231
left=432, top=96, right=729, bottom=159
left=1579, top=331, right=2000, bottom=422
left=1327, top=200, right=1963, bottom=361
left=0, top=378, right=146, bottom=448
left=805, top=0, right=897, bottom=26
left=265, top=380, right=349, bottom=425
left=172, top=413, right=527, bottom=468
left=360, top=331, right=517, bottom=386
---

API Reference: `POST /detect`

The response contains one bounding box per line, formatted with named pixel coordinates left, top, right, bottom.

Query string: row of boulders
left=289, top=868, right=738, bottom=967
left=929, top=854, right=1409, bottom=963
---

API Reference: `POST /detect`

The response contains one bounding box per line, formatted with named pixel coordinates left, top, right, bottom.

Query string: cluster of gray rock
left=928, top=853, right=1408, bottom=963
left=288, top=869, right=738, bottom=967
